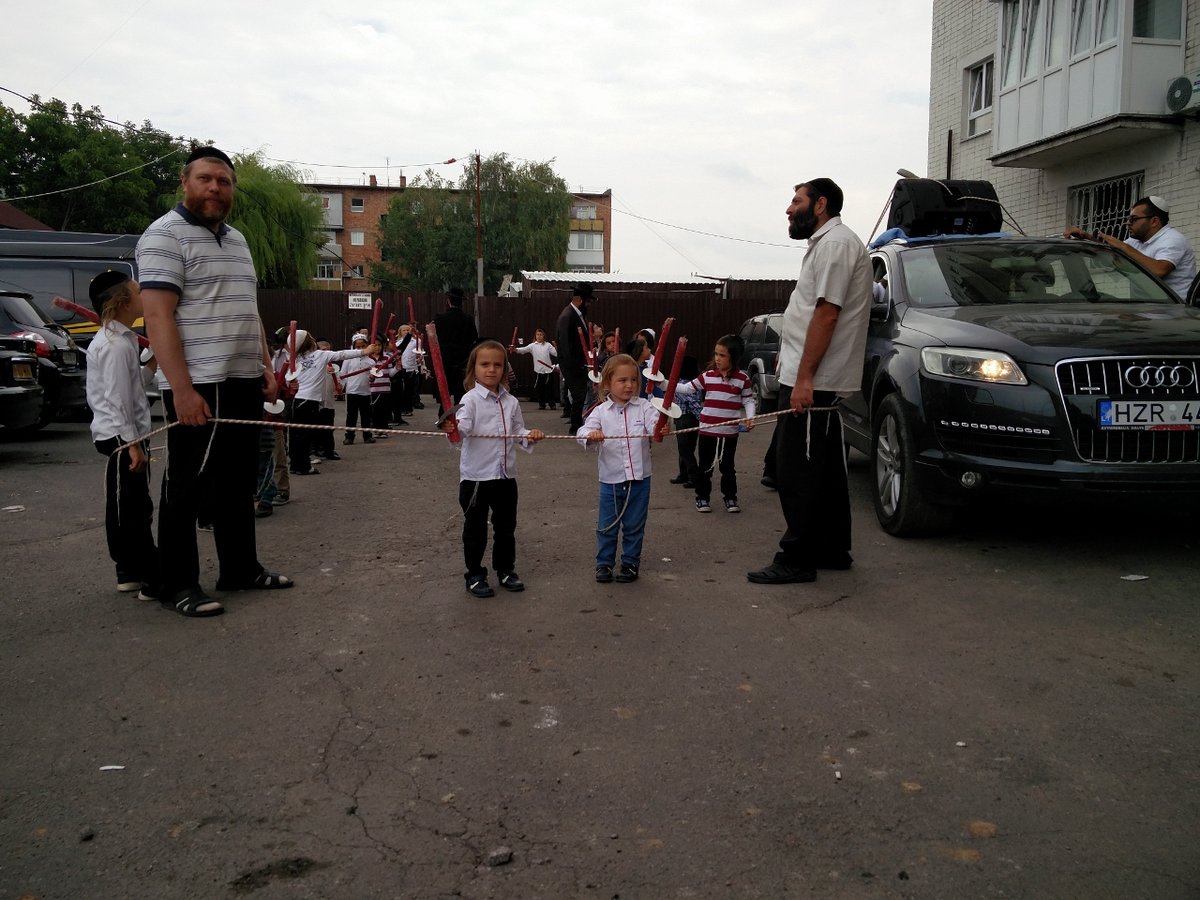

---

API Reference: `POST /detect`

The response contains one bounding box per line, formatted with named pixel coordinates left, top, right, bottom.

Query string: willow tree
left=228, top=152, right=324, bottom=289
left=373, top=153, right=570, bottom=294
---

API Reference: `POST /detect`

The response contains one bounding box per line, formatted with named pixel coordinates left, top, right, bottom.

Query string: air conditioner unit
left=1165, top=74, right=1200, bottom=113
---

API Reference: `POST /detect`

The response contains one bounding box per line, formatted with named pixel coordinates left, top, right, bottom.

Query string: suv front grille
left=1056, top=357, right=1200, bottom=463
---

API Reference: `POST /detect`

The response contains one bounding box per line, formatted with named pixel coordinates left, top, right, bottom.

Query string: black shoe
left=466, top=575, right=494, bottom=598
left=615, top=564, right=639, bottom=583
left=682, top=481, right=694, bottom=489
left=746, top=562, right=816, bottom=584
left=595, top=565, right=613, bottom=583
left=254, top=500, right=274, bottom=518
left=498, top=572, right=525, bottom=592
left=322, top=451, right=342, bottom=461
left=414, top=401, right=425, bottom=409
left=549, top=404, right=557, bottom=410
left=538, top=405, right=547, bottom=410
left=363, top=434, right=376, bottom=444
left=669, top=474, right=689, bottom=484
left=760, top=474, right=777, bottom=490
left=343, top=435, right=354, bottom=445
left=560, top=410, right=571, bottom=419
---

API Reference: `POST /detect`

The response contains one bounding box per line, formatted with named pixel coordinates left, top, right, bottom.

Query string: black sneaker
left=615, top=564, right=639, bottom=583
left=595, top=565, right=614, bottom=583
left=271, top=492, right=290, bottom=506
left=760, top=474, right=777, bottom=490
left=343, top=435, right=355, bottom=445
left=695, top=498, right=712, bottom=513
left=669, top=474, right=689, bottom=484
left=254, top=500, right=274, bottom=518
left=498, top=572, right=525, bottom=592
left=466, top=575, right=494, bottom=598
left=363, top=434, right=376, bottom=444
left=723, top=497, right=740, bottom=513
left=322, top=451, right=342, bottom=460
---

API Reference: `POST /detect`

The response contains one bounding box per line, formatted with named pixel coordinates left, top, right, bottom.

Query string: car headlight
left=921, top=347, right=1028, bottom=385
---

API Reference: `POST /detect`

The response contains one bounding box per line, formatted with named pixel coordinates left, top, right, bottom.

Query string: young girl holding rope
left=578, top=353, right=658, bottom=584
left=442, top=340, right=546, bottom=599
left=674, top=334, right=755, bottom=514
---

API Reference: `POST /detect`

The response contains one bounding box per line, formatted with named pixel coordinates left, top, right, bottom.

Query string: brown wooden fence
left=256, top=279, right=794, bottom=394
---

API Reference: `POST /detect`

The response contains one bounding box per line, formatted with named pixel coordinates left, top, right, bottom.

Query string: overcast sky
left=6, top=0, right=934, bottom=280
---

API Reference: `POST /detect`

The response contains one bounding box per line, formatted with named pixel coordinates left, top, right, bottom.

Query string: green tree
left=228, top=152, right=325, bottom=289
left=372, top=154, right=570, bottom=294
left=0, top=97, right=186, bottom=232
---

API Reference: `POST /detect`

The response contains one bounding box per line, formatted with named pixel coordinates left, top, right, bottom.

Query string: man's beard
left=788, top=209, right=818, bottom=240
left=186, top=196, right=231, bottom=227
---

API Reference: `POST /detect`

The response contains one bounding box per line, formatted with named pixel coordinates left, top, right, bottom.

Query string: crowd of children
left=90, top=295, right=763, bottom=606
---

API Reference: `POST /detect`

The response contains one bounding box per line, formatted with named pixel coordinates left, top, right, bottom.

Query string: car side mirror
left=869, top=295, right=890, bottom=321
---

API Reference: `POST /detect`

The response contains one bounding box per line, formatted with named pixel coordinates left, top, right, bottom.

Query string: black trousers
left=316, top=406, right=336, bottom=456
left=160, top=378, right=263, bottom=595
left=695, top=432, right=740, bottom=501
left=459, top=478, right=518, bottom=578
left=290, top=398, right=322, bottom=472
left=676, top=412, right=700, bottom=480
left=562, top=367, right=590, bottom=431
left=772, top=391, right=850, bottom=569
left=370, top=393, right=391, bottom=428
left=94, top=437, right=160, bottom=587
left=345, top=393, right=373, bottom=436
left=534, top=372, right=557, bottom=407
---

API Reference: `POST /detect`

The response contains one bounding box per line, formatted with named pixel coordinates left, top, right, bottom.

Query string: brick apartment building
left=928, top=0, right=1199, bottom=245
left=309, top=177, right=612, bottom=293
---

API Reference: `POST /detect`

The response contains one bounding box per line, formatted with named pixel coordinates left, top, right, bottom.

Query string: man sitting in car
left=1064, top=195, right=1197, bottom=302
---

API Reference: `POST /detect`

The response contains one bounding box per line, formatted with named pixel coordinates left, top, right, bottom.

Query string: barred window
left=1068, top=172, right=1143, bottom=239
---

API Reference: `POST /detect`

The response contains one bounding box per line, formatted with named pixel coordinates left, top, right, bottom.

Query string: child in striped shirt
left=674, top=334, right=755, bottom=513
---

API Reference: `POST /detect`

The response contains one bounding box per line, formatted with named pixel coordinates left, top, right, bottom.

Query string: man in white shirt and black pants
left=748, top=178, right=872, bottom=585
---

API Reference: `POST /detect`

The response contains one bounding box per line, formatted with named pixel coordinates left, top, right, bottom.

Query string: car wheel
left=751, top=376, right=776, bottom=414
left=870, top=394, right=954, bottom=536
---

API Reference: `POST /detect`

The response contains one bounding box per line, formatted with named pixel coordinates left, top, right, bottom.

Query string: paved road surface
left=1, top=408, right=1197, bottom=899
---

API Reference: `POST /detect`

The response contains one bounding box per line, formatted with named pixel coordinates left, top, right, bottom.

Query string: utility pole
left=475, top=151, right=484, bottom=300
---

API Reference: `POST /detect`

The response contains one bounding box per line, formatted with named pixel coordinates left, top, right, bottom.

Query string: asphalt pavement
left=1, top=407, right=1198, bottom=899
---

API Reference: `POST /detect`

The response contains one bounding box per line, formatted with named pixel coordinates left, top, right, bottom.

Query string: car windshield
left=898, top=242, right=1177, bottom=308
left=0, top=294, right=52, bottom=328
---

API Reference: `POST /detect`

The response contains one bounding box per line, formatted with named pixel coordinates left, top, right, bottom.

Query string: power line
left=264, top=155, right=467, bottom=170
left=2, top=148, right=186, bottom=202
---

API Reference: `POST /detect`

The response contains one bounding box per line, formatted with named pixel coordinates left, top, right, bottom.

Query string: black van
left=0, top=230, right=139, bottom=348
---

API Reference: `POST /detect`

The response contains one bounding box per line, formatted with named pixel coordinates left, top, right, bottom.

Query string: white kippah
left=1147, top=195, right=1170, bottom=214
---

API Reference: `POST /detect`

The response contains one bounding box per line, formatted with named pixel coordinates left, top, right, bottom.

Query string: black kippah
left=185, top=145, right=235, bottom=170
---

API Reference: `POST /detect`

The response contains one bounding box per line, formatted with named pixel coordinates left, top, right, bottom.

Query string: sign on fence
left=347, top=293, right=373, bottom=310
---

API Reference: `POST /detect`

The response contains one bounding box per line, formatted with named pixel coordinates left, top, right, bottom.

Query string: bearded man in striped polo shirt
left=138, top=146, right=293, bottom=618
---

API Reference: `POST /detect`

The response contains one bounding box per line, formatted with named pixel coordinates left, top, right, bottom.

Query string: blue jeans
left=595, top=478, right=651, bottom=569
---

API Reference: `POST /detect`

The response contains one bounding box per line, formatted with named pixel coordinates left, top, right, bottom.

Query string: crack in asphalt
left=787, top=594, right=851, bottom=620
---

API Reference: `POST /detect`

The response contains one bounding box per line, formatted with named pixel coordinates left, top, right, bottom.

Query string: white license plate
left=1099, top=399, right=1200, bottom=430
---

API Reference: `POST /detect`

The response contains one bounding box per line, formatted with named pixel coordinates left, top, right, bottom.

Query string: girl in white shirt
left=577, top=354, right=658, bottom=584
left=86, top=271, right=162, bottom=599
left=288, top=330, right=377, bottom=475
left=442, top=340, right=545, bottom=598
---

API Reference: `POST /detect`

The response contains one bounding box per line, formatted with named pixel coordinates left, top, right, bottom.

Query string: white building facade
left=928, top=0, right=1199, bottom=244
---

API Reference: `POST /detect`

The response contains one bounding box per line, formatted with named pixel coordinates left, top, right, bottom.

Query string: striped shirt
left=136, top=203, right=263, bottom=387
left=675, top=368, right=755, bottom=436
